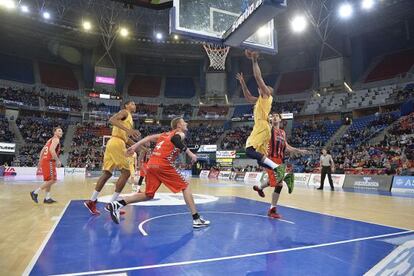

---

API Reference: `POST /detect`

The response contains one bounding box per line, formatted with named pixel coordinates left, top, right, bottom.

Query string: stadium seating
left=240, top=74, right=278, bottom=97
left=0, top=115, right=14, bottom=142
left=232, top=105, right=253, bottom=120
left=163, top=104, right=192, bottom=119
left=291, top=120, right=342, bottom=148
left=198, top=106, right=229, bottom=118
left=38, top=62, right=79, bottom=90
left=0, top=54, right=34, bottom=84
left=0, top=86, right=40, bottom=107
left=164, top=77, right=195, bottom=98
left=277, top=70, right=313, bottom=95
left=365, top=48, right=414, bottom=83
left=128, top=75, right=161, bottom=97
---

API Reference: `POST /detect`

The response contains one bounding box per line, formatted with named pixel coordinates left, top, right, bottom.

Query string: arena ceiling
left=0, top=0, right=413, bottom=62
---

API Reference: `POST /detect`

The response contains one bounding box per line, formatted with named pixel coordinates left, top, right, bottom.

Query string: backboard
left=170, top=0, right=287, bottom=54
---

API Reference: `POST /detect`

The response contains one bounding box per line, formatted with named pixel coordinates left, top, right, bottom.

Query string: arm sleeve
left=170, top=134, right=188, bottom=152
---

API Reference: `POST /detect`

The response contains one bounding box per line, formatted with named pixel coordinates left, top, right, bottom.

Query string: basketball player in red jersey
left=107, top=117, right=210, bottom=228
left=30, top=127, right=63, bottom=204
left=134, top=142, right=151, bottom=193
left=253, top=113, right=310, bottom=218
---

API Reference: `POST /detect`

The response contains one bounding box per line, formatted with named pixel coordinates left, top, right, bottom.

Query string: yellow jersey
left=254, top=95, right=273, bottom=123
left=111, top=110, right=133, bottom=142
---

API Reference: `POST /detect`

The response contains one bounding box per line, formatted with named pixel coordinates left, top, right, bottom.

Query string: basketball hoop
left=203, top=43, right=230, bottom=71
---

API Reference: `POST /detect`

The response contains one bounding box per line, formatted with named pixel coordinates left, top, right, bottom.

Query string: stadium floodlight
left=20, top=4, right=29, bottom=13
left=0, top=0, right=16, bottom=10
left=361, top=0, right=374, bottom=10
left=83, top=21, right=92, bottom=31
left=338, top=3, right=353, bottom=19
left=42, top=11, right=51, bottom=19
left=173, top=34, right=179, bottom=40
left=156, top=32, right=163, bottom=40
left=119, top=27, right=129, bottom=37
left=291, top=15, right=307, bottom=33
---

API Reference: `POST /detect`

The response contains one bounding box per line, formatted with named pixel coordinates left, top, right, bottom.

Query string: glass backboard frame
left=170, top=0, right=286, bottom=54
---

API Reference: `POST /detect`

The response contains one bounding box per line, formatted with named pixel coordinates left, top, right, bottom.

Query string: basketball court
left=0, top=0, right=413, bottom=275
left=0, top=176, right=411, bottom=275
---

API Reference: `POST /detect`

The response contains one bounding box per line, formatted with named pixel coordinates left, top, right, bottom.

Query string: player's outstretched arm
left=236, top=72, right=257, bottom=104
left=127, top=134, right=161, bottom=156
left=286, top=141, right=311, bottom=155
left=247, top=50, right=271, bottom=98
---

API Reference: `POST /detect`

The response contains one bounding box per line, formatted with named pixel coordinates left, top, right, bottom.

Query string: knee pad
left=274, top=185, right=282, bottom=194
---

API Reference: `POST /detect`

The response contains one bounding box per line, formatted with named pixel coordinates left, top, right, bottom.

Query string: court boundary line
left=280, top=202, right=413, bottom=231
left=22, top=201, right=71, bottom=276
left=51, top=230, right=413, bottom=276
left=138, top=211, right=295, bottom=236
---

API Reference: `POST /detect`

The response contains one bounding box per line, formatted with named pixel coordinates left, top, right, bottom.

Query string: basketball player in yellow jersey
left=84, top=100, right=141, bottom=215
left=236, top=50, right=285, bottom=183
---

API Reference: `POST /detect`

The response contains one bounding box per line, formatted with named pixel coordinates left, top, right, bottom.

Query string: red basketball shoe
left=267, top=207, right=282, bottom=219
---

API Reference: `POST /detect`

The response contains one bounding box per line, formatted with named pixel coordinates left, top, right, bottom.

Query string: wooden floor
left=1, top=176, right=413, bottom=276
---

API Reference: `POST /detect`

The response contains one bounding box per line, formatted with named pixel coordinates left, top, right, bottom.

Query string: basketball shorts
left=246, top=121, right=271, bottom=155
left=139, top=163, right=148, bottom=177
left=102, top=137, right=129, bottom=172
left=41, top=160, right=57, bottom=181
left=144, top=163, right=188, bottom=198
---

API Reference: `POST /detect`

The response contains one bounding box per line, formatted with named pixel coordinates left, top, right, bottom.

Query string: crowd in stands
left=12, top=144, right=43, bottom=167
left=16, top=116, right=68, bottom=144
left=0, top=116, right=14, bottom=142
left=187, top=124, right=225, bottom=147
left=136, top=103, right=158, bottom=117
left=272, top=101, right=304, bottom=114
left=162, top=104, right=192, bottom=119
left=1, top=86, right=39, bottom=106
left=42, top=92, right=82, bottom=112
left=291, top=121, right=327, bottom=147
left=221, top=126, right=252, bottom=150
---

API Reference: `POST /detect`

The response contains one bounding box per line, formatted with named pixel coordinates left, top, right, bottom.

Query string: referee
left=318, top=149, right=335, bottom=191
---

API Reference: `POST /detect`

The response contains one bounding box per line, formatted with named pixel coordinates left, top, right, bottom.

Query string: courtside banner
left=0, top=142, right=16, bottom=153
left=208, top=169, right=220, bottom=179
left=64, top=168, right=86, bottom=177
left=391, top=176, right=414, bottom=193
left=180, top=170, right=192, bottom=179
left=309, top=174, right=345, bottom=188
left=244, top=172, right=264, bottom=184
left=216, top=151, right=236, bottom=158
left=235, top=172, right=246, bottom=181
left=218, top=171, right=232, bottom=180
left=3, top=167, right=64, bottom=180
left=294, top=173, right=312, bottom=186
left=199, top=170, right=210, bottom=178
left=343, top=175, right=393, bottom=192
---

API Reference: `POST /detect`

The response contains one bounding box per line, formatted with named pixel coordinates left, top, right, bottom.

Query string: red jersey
left=41, top=138, right=61, bottom=162
left=148, top=131, right=180, bottom=165
left=268, top=127, right=286, bottom=159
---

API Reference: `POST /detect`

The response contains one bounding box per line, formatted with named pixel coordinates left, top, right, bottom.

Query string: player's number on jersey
left=43, top=146, right=48, bottom=156
left=155, top=141, right=164, bottom=150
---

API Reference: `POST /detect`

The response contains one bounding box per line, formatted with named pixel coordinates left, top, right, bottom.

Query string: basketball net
left=203, top=43, right=230, bottom=71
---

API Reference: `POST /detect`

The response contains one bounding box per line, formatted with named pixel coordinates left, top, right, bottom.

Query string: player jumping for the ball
left=236, top=50, right=287, bottom=187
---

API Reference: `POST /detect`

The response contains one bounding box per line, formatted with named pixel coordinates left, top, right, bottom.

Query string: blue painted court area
left=26, top=197, right=413, bottom=275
